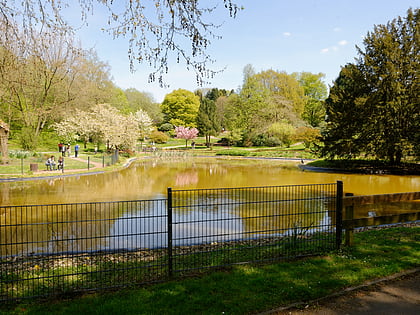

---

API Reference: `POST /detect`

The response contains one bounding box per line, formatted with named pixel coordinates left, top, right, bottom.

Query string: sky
left=72, top=0, right=419, bottom=103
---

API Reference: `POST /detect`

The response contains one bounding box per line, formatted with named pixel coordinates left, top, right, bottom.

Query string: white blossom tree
left=54, top=104, right=155, bottom=152
left=132, top=109, right=153, bottom=144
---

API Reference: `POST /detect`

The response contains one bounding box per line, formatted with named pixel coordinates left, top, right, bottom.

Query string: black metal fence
left=0, top=182, right=342, bottom=301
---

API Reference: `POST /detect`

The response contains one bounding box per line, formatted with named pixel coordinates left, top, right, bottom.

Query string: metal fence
left=0, top=182, right=342, bottom=301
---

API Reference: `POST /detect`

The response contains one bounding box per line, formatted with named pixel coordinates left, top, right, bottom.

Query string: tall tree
left=161, top=89, right=200, bottom=127
left=0, top=24, right=82, bottom=149
left=125, top=88, right=162, bottom=123
left=254, top=70, right=306, bottom=123
left=197, top=97, right=220, bottom=147
left=321, top=8, right=419, bottom=163
left=293, top=72, right=328, bottom=127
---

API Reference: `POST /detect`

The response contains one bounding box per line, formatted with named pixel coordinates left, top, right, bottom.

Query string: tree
left=132, top=109, right=154, bottom=146
left=175, top=126, right=199, bottom=148
left=294, top=126, right=321, bottom=149
left=0, top=24, right=83, bottom=150
left=293, top=72, right=328, bottom=127
left=161, top=89, right=200, bottom=127
left=254, top=70, right=306, bottom=122
left=197, top=90, right=221, bottom=147
left=0, top=0, right=241, bottom=86
left=321, top=8, right=419, bottom=163
left=267, top=121, right=295, bottom=147
left=125, top=88, right=162, bottom=124
left=321, top=64, right=370, bottom=159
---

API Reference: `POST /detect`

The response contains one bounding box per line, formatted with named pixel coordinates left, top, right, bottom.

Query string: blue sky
left=73, top=0, right=418, bottom=102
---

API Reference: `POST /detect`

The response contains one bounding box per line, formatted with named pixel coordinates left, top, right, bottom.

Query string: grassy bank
left=2, top=226, right=419, bottom=314
left=307, top=159, right=420, bottom=175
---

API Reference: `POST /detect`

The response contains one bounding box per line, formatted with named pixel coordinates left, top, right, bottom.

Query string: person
left=58, top=143, right=63, bottom=153
left=45, top=156, right=56, bottom=171
left=67, top=144, right=71, bottom=157
left=74, top=144, right=80, bottom=157
left=61, top=144, right=66, bottom=157
left=57, top=156, right=64, bottom=170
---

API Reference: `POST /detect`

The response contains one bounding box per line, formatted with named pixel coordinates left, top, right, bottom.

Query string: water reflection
left=1, top=158, right=419, bottom=256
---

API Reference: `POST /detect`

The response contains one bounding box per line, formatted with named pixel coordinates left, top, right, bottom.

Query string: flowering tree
left=175, top=126, right=199, bottom=148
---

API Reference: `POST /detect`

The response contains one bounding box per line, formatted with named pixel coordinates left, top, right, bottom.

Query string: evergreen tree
left=197, top=97, right=220, bottom=147
left=321, top=8, right=419, bottom=163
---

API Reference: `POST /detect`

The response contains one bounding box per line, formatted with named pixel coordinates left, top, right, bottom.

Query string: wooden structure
left=343, top=191, right=420, bottom=246
left=0, top=119, right=9, bottom=164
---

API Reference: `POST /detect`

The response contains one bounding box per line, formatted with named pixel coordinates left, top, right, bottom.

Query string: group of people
left=58, top=143, right=80, bottom=157
left=45, top=156, right=64, bottom=171
left=46, top=143, right=81, bottom=171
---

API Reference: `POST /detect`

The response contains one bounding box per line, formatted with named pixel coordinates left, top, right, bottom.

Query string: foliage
left=267, top=121, right=295, bottom=147
left=293, top=72, right=328, bottom=127
left=294, top=126, right=321, bottom=149
left=215, top=149, right=249, bottom=156
left=197, top=93, right=221, bottom=147
left=149, top=130, right=169, bottom=144
left=321, top=8, right=419, bottom=163
left=158, top=123, right=174, bottom=132
left=161, top=89, right=200, bottom=128
left=124, top=88, right=162, bottom=124
left=0, top=25, right=83, bottom=149
left=53, top=104, right=154, bottom=150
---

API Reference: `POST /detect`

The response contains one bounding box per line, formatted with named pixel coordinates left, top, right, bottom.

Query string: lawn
left=1, top=227, right=418, bottom=314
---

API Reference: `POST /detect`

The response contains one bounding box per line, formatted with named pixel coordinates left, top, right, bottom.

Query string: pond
left=1, top=157, right=419, bottom=214
left=1, top=157, right=419, bottom=255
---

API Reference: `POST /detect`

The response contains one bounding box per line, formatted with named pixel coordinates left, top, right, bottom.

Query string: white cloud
left=283, top=32, right=292, bottom=37
left=338, top=40, right=348, bottom=46
left=321, top=48, right=329, bottom=54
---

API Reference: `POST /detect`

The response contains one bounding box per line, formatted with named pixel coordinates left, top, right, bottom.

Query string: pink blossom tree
left=175, top=126, right=199, bottom=148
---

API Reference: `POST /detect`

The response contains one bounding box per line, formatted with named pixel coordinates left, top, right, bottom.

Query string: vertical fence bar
left=336, top=181, right=343, bottom=249
left=167, top=187, right=173, bottom=277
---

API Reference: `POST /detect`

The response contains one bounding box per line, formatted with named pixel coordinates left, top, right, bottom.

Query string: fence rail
left=2, top=182, right=341, bottom=301
left=343, top=191, right=420, bottom=246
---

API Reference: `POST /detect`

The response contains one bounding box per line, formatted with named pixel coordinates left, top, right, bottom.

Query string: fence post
left=167, top=187, right=173, bottom=277
left=345, top=193, right=354, bottom=246
left=336, top=181, right=343, bottom=249
left=88, top=157, right=90, bottom=170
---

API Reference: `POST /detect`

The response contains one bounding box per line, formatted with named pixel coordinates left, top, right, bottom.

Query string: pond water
left=1, top=157, right=419, bottom=214
left=1, top=157, right=419, bottom=255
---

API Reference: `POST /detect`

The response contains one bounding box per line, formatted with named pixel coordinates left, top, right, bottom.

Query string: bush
left=158, top=123, right=173, bottom=132
left=215, top=149, right=249, bottom=156
left=149, top=130, right=169, bottom=144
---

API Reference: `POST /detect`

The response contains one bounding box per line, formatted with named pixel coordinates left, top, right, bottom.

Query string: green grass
left=1, top=227, right=418, bottom=314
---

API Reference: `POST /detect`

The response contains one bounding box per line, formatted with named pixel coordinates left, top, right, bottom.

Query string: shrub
left=149, top=130, right=169, bottom=144
left=215, top=149, right=249, bottom=156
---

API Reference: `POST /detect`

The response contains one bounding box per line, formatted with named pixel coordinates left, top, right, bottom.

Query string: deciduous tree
left=161, top=89, right=200, bottom=127
left=175, top=126, right=199, bottom=148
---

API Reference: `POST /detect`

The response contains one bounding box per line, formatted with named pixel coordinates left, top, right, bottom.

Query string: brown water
left=1, top=158, right=419, bottom=255
left=1, top=157, right=419, bottom=211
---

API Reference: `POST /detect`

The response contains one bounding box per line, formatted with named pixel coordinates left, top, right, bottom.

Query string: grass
left=1, top=227, right=418, bottom=314
left=307, top=159, right=420, bottom=175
